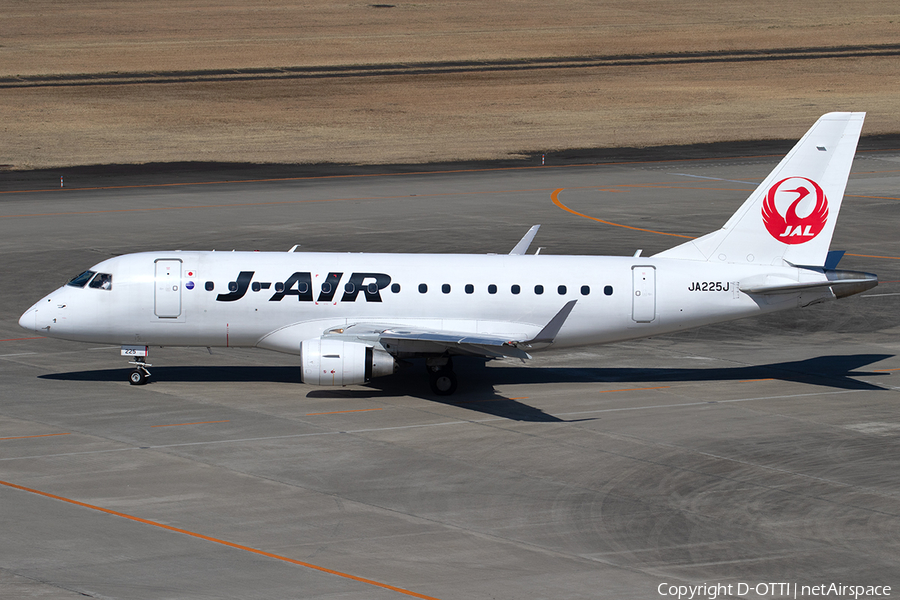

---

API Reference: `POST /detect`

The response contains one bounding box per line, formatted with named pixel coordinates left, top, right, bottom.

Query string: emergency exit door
left=632, top=266, right=656, bottom=322
left=154, top=259, right=182, bottom=318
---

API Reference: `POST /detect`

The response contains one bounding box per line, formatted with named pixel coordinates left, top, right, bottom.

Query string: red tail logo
left=761, top=177, right=828, bottom=244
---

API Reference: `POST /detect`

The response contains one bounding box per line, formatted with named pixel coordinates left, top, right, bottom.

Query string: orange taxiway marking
left=0, top=478, right=441, bottom=600
left=551, top=188, right=694, bottom=239
left=845, top=253, right=900, bottom=260
left=552, top=188, right=900, bottom=260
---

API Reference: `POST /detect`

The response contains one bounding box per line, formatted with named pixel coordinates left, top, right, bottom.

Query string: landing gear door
left=154, top=259, right=182, bottom=318
left=632, top=265, right=656, bottom=323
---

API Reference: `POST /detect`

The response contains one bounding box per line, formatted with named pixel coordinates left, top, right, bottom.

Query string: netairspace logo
left=657, top=582, right=892, bottom=600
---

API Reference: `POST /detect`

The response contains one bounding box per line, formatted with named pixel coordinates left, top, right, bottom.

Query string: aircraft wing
left=509, top=225, right=540, bottom=255
left=324, top=300, right=577, bottom=360
left=374, top=329, right=532, bottom=359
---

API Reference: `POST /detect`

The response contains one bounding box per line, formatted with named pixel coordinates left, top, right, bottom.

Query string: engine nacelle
left=300, top=338, right=396, bottom=386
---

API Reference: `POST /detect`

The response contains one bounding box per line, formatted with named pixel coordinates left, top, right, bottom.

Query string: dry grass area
left=1, top=1, right=899, bottom=169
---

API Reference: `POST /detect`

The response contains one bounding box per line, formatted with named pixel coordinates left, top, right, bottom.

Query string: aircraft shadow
left=365, top=353, right=891, bottom=421
left=40, top=366, right=303, bottom=384
left=475, top=353, right=893, bottom=391
left=41, top=354, right=891, bottom=423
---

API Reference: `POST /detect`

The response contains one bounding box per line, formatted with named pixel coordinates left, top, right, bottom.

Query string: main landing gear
left=426, top=357, right=457, bottom=396
left=128, top=357, right=152, bottom=386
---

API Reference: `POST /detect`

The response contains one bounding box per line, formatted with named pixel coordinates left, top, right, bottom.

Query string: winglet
left=509, top=225, right=541, bottom=255
left=527, top=300, right=577, bottom=345
left=824, top=250, right=845, bottom=270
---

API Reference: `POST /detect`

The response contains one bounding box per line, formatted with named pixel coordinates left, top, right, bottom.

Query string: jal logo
left=761, top=176, right=828, bottom=244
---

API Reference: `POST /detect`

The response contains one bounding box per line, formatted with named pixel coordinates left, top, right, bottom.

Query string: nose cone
left=18, top=307, right=37, bottom=332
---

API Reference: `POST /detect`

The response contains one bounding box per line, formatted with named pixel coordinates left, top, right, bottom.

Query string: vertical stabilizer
left=655, top=112, right=865, bottom=266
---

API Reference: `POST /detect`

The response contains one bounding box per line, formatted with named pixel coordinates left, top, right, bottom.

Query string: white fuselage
left=16, top=113, right=875, bottom=393
left=20, top=250, right=820, bottom=355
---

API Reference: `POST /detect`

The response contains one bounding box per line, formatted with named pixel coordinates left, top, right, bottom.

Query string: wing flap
left=379, top=331, right=532, bottom=359
left=325, top=301, right=577, bottom=360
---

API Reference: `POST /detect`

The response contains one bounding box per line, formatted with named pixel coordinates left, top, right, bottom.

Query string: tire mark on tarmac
left=4, top=44, right=899, bottom=89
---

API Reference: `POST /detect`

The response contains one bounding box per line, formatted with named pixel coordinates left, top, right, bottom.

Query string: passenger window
left=488, top=284, right=497, bottom=294
left=205, top=281, right=215, bottom=291
left=391, top=283, right=401, bottom=293
left=344, top=283, right=355, bottom=293
left=558, top=285, right=567, bottom=295
left=321, top=282, right=332, bottom=294
left=604, top=285, right=613, bottom=296
left=419, top=283, right=428, bottom=294
left=252, top=282, right=261, bottom=292
left=442, top=284, right=451, bottom=294
left=465, top=284, right=474, bottom=294
left=67, top=270, right=96, bottom=288
left=534, top=285, right=543, bottom=295
left=274, top=282, right=285, bottom=293
left=228, top=281, right=238, bottom=292
left=581, top=285, right=590, bottom=295
left=367, top=282, right=378, bottom=294
left=511, top=284, right=520, bottom=295
left=89, top=273, right=112, bottom=290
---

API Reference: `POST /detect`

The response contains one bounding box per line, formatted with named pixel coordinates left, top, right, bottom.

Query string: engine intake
left=300, top=338, right=396, bottom=386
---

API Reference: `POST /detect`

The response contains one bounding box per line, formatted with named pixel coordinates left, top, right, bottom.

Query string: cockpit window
left=88, top=273, right=113, bottom=290
left=67, top=270, right=96, bottom=288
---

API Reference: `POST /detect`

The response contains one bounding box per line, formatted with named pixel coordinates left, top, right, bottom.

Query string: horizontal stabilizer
left=741, top=270, right=877, bottom=298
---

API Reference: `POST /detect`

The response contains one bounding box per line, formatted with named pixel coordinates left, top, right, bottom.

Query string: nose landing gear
left=128, top=357, right=152, bottom=385
left=122, top=346, right=152, bottom=386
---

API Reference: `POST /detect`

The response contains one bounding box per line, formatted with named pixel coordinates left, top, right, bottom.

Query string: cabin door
left=632, top=266, right=656, bottom=322
left=154, top=259, right=182, bottom=318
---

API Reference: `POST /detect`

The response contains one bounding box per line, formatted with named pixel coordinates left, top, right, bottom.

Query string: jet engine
left=300, top=338, right=396, bottom=386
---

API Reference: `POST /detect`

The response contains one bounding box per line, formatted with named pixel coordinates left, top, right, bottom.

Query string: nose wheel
left=128, top=358, right=151, bottom=385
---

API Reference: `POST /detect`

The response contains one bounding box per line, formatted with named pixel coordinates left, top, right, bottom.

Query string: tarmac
left=1, top=144, right=898, bottom=599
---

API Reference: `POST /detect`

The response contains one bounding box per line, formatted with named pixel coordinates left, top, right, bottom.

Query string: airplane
left=18, top=112, right=877, bottom=395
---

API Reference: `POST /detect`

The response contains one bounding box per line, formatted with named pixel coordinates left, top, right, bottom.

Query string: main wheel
left=429, top=369, right=458, bottom=396
left=129, top=369, right=148, bottom=385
